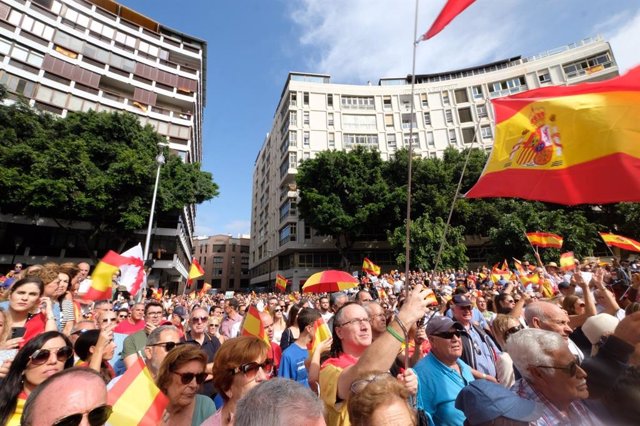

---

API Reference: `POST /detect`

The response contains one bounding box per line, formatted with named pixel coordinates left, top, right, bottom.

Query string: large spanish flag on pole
left=599, top=232, right=640, bottom=252
left=84, top=251, right=130, bottom=301
left=526, top=232, right=563, bottom=249
left=418, top=0, right=476, bottom=41
left=466, top=66, right=640, bottom=205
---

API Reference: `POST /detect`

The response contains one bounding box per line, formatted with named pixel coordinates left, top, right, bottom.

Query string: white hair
left=506, top=328, right=566, bottom=380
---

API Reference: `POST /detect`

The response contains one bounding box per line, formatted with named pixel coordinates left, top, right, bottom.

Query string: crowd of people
left=0, top=256, right=639, bottom=425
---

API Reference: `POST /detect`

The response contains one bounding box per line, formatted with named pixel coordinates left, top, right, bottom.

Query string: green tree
left=0, top=102, right=218, bottom=254
left=297, top=146, right=392, bottom=269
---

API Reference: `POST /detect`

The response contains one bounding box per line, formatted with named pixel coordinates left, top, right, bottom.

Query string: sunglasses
left=118, top=314, right=128, bottom=319
left=101, top=317, right=116, bottom=323
left=504, top=325, right=524, bottom=339
left=274, top=308, right=282, bottom=312
left=536, top=359, right=581, bottom=377
left=232, top=359, right=274, bottom=379
left=52, top=404, right=113, bottom=426
left=350, top=372, right=392, bottom=394
left=71, top=329, right=90, bottom=336
left=208, top=323, right=220, bottom=327
left=173, top=371, right=207, bottom=385
left=432, top=330, right=462, bottom=339
left=191, top=316, right=207, bottom=323
left=30, top=346, right=73, bottom=365
left=147, top=341, right=181, bottom=352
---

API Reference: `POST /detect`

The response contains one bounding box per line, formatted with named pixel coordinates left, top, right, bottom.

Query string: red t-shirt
left=113, top=319, right=145, bottom=335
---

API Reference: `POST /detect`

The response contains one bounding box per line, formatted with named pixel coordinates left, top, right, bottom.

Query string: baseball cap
left=546, top=262, right=558, bottom=268
left=558, top=281, right=570, bottom=289
left=173, top=306, right=187, bottom=319
left=452, top=294, right=472, bottom=307
left=582, top=313, right=619, bottom=345
left=455, top=380, right=544, bottom=425
left=425, top=316, right=463, bottom=335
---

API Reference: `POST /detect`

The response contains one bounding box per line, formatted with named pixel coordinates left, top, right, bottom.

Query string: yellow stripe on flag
left=241, top=306, right=269, bottom=345
left=307, top=318, right=331, bottom=354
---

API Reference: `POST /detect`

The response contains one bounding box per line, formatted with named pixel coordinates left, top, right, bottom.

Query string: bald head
left=259, top=311, right=275, bottom=341
left=525, top=301, right=572, bottom=340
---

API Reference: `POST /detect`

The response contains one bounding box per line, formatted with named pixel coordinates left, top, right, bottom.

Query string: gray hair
left=506, top=328, right=566, bottom=380
left=330, top=292, right=348, bottom=308
left=146, top=325, right=179, bottom=346
left=523, top=301, right=551, bottom=326
left=234, top=378, right=324, bottom=426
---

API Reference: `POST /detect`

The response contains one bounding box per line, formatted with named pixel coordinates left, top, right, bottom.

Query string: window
left=89, top=19, right=115, bottom=40
left=442, top=91, right=450, bottom=106
left=387, top=133, right=396, bottom=148
left=538, top=71, right=551, bottom=84
left=421, top=93, right=428, bottom=107
left=328, top=132, right=335, bottom=147
left=423, top=112, right=431, bottom=126
left=0, top=72, right=36, bottom=98
left=471, top=85, right=483, bottom=99
left=114, top=31, right=137, bottom=50
left=426, top=131, right=435, bottom=148
left=343, top=134, right=378, bottom=147
left=383, top=96, right=391, bottom=110
left=341, top=96, right=375, bottom=109
left=401, top=113, right=417, bottom=130
left=563, top=53, right=612, bottom=78
left=342, top=114, right=376, bottom=130
left=477, top=104, right=488, bottom=118
left=481, top=125, right=493, bottom=139
left=290, top=152, right=297, bottom=168
left=303, top=152, right=310, bottom=161
left=303, top=111, right=309, bottom=125
left=454, top=88, right=469, bottom=104
left=403, top=134, right=419, bottom=149
left=462, top=127, right=476, bottom=144
left=399, top=94, right=412, bottom=111
left=290, top=92, right=297, bottom=106
left=20, top=15, right=54, bottom=39
left=489, top=76, right=527, bottom=96
left=289, top=130, right=297, bottom=147
left=279, top=223, right=297, bottom=245
left=303, top=92, right=309, bottom=106
left=445, top=109, right=453, bottom=124
left=327, top=112, right=334, bottom=127
left=327, top=94, right=333, bottom=107
left=290, top=111, right=297, bottom=126
left=385, top=114, right=394, bottom=128
left=458, top=107, right=473, bottom=123
left=62, top=6, right=90, bottom=28
left=448, top=129, right=457, bottom=145
left=303, top=131, right=310, bottom=147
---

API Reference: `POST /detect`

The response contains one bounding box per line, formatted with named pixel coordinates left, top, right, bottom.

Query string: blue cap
left=455, top=380, right=543, bottom=425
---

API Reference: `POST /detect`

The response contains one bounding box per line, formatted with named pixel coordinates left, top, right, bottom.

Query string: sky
left=120, top=0, right=640, bottom=237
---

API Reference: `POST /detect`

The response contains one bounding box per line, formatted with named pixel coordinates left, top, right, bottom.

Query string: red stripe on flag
left=421, top=0, right=476, bottom=40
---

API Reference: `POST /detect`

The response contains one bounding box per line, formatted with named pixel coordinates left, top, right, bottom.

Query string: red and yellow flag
left=424, top=288, right=439, bottom=306
left=307, top=318, right=331, bottom=354
left=199, top=283, right=212, bottom=297
left=362, top=258, right=381, bottom=276
left=187, top=258, right=205, bottom=287
left=84, top=251, right=130, bottom=300
left=108, top=357, right=168, bottom=425
left=241, top=305, right=269, bottom=346
left=560, top=252, right=576, bottom=271
left=152, top=287, right=163, bottom=300
left=466, top=66, right=640, bottom=205
left=526, top=232, right=563, bottom=249
left=599, top=232, right=640, bottom=252
left=419, top=0, right=476, bottom=41
left=275, top=274, right=288, bottom=292
left=490, top=261, right=511, bottom=283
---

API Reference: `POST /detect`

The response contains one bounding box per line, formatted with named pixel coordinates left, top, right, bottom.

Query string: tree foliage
left=0, top=100, right=218, bottom=246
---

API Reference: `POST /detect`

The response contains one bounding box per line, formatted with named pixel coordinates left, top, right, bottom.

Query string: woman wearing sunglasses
left=0, top=331, right=74, bottom=426
left=156, top=344, right=215, bottom=425
left=74, top=329, right=116, bottom=384
left=269, top=306, right=287, bottom=345
left=490, top=314, right=524, bottom=388
left=204, top=336, right=272, bottom=426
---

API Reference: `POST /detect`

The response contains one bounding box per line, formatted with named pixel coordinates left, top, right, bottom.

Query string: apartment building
left=250, top=37, right=618, bottom=290
left=0, top=0, right=206, bottom=288
left=193, top=234, right=250, bottom=292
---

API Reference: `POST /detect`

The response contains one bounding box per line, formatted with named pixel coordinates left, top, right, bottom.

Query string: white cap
left=582, top=313, right=619, bottom=345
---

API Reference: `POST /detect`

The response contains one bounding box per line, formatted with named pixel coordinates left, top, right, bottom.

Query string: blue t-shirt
left=278, top=343, right=309, bottom=387
left=415, top=352, right=474, bottom=426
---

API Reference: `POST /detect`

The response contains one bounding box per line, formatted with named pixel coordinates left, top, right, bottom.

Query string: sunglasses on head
left=147, top=341, right=181, bottom=352
left=30, top=346, right=73, bottom=365
left=173, top=371, right=207, bottom=385
left=232, top=359, right=274, bottom=378
left=52, top=404, right=113, bottom=426
left=432, top=330, right=462, bottom=339
left=504, top=325, right=524, bottom=339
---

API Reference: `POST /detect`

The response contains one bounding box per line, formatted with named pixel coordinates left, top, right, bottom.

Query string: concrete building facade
left=193, top=234, right=250, bottom=292
left=0, top=0, right=206, bottom=289
left=250, top=36, right=618, bottom=290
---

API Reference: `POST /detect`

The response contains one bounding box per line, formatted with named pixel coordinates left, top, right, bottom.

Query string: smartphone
left=10, top=327, right=26, bottom=339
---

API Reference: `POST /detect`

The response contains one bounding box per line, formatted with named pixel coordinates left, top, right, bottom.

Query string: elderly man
left=415, top=316, right=474, bottom=426
left=114, top=302, right=145, bottom=334
left=122, top=301, right=165, bottom=368
left=220, top=298, right=242, bottom=338
left=21, top=368, right=110, bottom=426
left=319, top=285, right=430, bottom=425
left=259, top=309, right=283, bottom=374
left=524, top=301, right=585, bottom=362
left=327, top=292, right=349, bottom=331
left=362, top=301, right=387, bottom=341
left=143, top=325, right=181, bottom=377
left=507, top=328, right=602, bottom=425
left=183, top=306, right=221, bottom=397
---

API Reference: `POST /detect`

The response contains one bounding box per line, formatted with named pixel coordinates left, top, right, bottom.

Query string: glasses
left=146, top=311, right=163, bottom=317
left=536, top=359, right=581, bottom=377
left=232, top=359, right=274, bottom=379
left=52, top=404, right=113, bottom=426
left=208, top=323, right=220, bottom=327
left=118, top=314, right=128, bottom=319
left=274, top=308, right=282, bottom=312
left=172, top=371, right=208, bottom=385
left=432, top=330, right=462, bottom=339
left=457, top=305, right=473, bottom=311
left=504, top=325, right=524, bottom=339
left=147, top=341, right=181, bottom=352
left=338, top=318, right=370, bottom=327
left=101, top=317, right=116, bottom=323
left=30, top=346, right=73, bottom=365
left=191, top=316, right=208, bottom=323
left=70, top=329, right=90, bottom=336
left=350, top=372, right=392, bottom=394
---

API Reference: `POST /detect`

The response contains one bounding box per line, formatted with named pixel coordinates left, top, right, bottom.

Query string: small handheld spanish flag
left=526, top=232, right=564, bottom=249
left=560, top=252, right=576, bottom=271
left=187, top=258, right=205, bottom=287
left=307, top=318, right=331, bottom=354
left=362, top=258, right=381, bottom=276
left=275, top=274, right=288, bottom=292
left=241, top=305, right=270, bottom=346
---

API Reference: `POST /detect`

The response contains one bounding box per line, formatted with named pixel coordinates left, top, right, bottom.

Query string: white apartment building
left=250, top=37, right=618, bottom=291
left=0, top=0, right=206, bottom=288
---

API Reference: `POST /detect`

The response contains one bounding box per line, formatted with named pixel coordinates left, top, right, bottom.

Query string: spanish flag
left=490, top=261, right=510, bottom=283
left=84, top=251, right=129, bottom=301
left=187, top=258, right=204, bottom=287
left=526, top=232, right=563, bottom=249
left=107, top=357, right=168, bottom=425
left=424, top=288, right=439, bottom=306
left=199, top=282, right=212, bottom=297
left=307, top=318, right=331, bottom=354
left=466, top=66, right=640, bottom=205
left=241, top=305, right=270, bottom=346
left=599, top=232, right=640, bottom=252
left=419, top=0, right=476, bottom=41
left=560, top=252, right=576, bottom=271
left=362, top=258, right=381, bottom=276
left=275, top=274, right=288, bottom=292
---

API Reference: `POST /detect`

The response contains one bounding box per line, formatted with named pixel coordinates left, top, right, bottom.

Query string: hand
left=414, top=328, right=427, bottom=345
left=571, top=272, right=587, bottom=289
left=397, top=284, right=430, bottom=325
left=144, top=322, right=158, bottom=335
left=0, top=338, right=23, bottom=350
left=96, top=327, right=114, bottom=351
left=590, top=268, right=605, bottom=289
left=398, top=368, right=418, bottom=396
left=318, top=337, right=333, bottom=354
left=40, top=296, right=53, bottom=314
left=0, top=360, right=11, bottom=379
left=613, top=311, right=640, bottom=345
left=484, top=374, right=499, bottom=384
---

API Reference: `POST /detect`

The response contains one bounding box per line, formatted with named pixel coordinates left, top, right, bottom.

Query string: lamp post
left=140, top=151, right=165, bottom=299
left=267, top=250, right=272, bottom=292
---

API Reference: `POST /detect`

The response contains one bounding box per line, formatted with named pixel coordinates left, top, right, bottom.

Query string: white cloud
left=223, top=220, right=251, bottom=236
left=607, top=10, right=640, bottom=73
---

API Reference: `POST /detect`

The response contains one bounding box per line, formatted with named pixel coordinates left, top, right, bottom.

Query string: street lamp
left=142, top=151, right=166, bottom=270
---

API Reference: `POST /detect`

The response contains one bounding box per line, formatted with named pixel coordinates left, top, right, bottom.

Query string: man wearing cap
left=414, top=316, right=474, bottom=426
left=451, top=294, right=500, bottom=380
left=455, top=380, right=543, bottom=425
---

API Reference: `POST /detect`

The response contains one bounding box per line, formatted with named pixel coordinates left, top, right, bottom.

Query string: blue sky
left=120, top=0, right=640, bottom=237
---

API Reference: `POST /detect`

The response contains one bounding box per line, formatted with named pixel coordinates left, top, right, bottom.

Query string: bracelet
left=386, top=326, right=405, bottom=343
left=394, top=316, right=409, bottom=338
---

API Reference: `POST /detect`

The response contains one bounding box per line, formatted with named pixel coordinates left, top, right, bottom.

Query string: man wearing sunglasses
left=507, top=328, right=601, bottom=425
left=182, top=307, right=221, bottom=397
left=21, top=367, right=111, bottom=426
left=414, top=316, right=475, bottom=426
